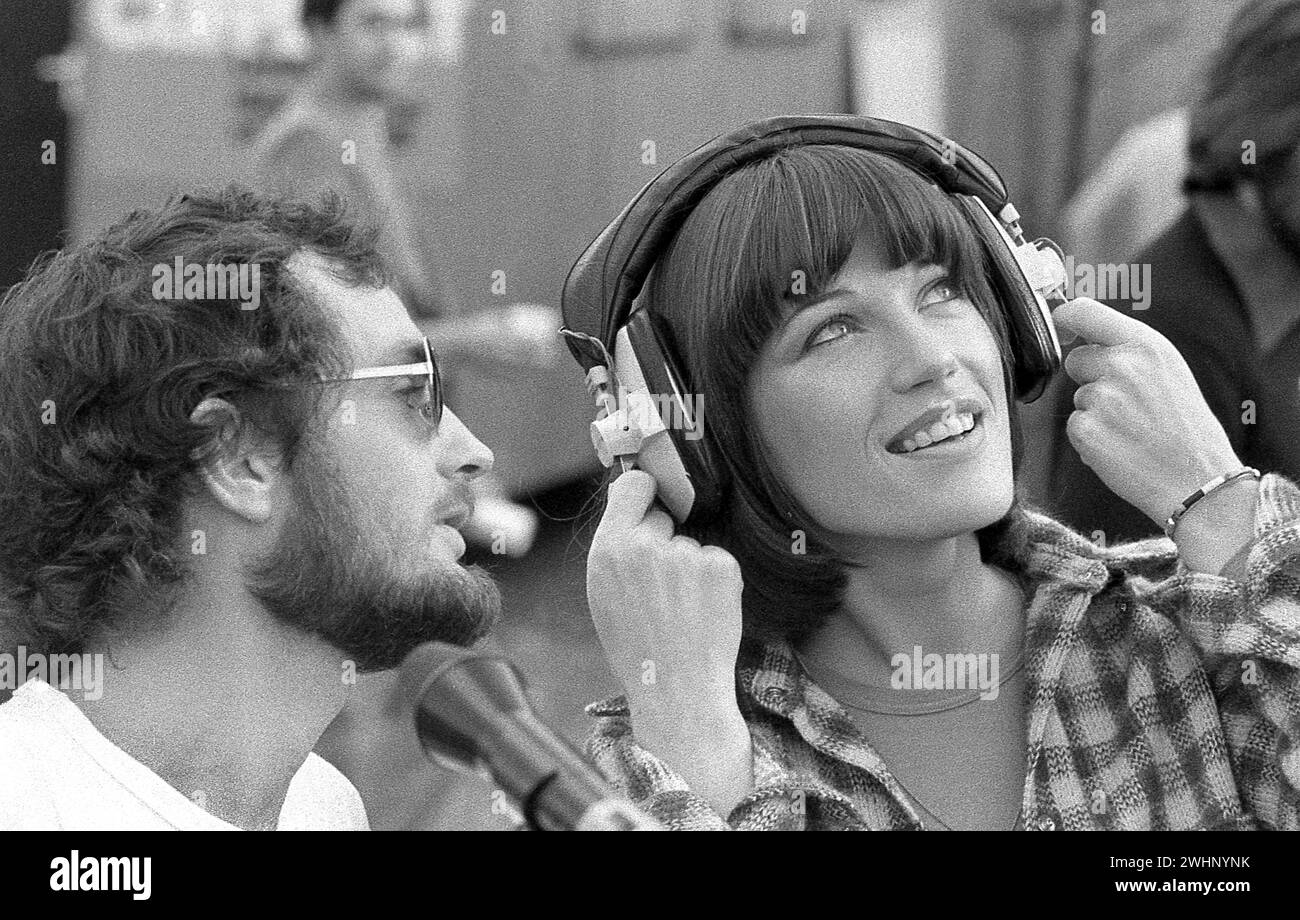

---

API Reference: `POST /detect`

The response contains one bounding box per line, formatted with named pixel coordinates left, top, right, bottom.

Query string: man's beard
left=244, top=445, right=501, bottom=673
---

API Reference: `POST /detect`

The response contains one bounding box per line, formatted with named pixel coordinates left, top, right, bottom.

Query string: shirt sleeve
left=585, top=703, right=864, bottom=830
left=1159, top=473, right=1300, bottom=829
left=0, top=729, right=61, bottom=829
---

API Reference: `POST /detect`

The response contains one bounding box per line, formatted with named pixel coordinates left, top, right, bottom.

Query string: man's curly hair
left=0, top=184, right=387, bottom=655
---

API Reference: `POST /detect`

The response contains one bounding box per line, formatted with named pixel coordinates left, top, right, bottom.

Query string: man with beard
left=0, top=186, right=499, bottom=830
left=1047, top=0, right=1300, bottom=542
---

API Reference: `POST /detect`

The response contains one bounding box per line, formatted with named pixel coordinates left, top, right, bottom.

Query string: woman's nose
left=888, top=326, right=960, bottom=393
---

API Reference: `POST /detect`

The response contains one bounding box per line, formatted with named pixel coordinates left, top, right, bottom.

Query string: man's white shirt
left=0, top=679, right=369, bottom=830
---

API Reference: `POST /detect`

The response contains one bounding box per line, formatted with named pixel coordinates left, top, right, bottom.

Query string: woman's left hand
left=1054, top=297, right=1242, bottom=528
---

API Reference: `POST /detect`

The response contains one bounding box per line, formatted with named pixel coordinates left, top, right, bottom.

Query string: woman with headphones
left=562, top=116, right=1300, bottom=831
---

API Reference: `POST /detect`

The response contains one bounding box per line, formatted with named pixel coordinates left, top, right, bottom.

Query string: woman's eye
left=806, top=316, right=857, bottom=349
left=922, top=277, right=961, bottom=305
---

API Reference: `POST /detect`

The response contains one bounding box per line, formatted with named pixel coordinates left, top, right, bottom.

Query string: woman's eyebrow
left=773, top=263, right=955, bottom=340
left=778, top=286, right=852, bottom=333
left=918, top=262, right=951, bottom=283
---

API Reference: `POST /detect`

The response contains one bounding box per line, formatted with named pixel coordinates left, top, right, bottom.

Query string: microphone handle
left=530, top=765, right=662, bottom=831
left=479, top=711, right=652, bottom=830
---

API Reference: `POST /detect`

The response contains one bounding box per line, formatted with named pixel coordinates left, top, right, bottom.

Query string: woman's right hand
left=586, top=469, right=754, bottom=815
left=587, top=470, right=745, bottom=722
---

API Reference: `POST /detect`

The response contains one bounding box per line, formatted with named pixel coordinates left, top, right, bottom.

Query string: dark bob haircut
left=0, top=184, right=386, bottom=655
left=638, top=144, right=1030, bottom=644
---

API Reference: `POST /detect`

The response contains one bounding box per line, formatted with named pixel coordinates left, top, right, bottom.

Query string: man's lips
left=439, top=505, right=472, bottom=529
left=433, top=486, right=474, bottom=530
left=885, top=396, right=986, bottom=454
left=431, top=522, right=468, bottom=560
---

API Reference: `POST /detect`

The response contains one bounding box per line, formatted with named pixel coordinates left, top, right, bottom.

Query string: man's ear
left=189, top=397, right=283, bottom=524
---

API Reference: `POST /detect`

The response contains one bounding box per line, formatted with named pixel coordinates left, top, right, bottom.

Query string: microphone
left=398, top=641, right=662, bottom=831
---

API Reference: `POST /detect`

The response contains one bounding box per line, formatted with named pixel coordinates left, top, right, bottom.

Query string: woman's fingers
left=1063, top=342, right=1107, bottom=384
left=1054, top=297, right=1241, bottom=525
left=1072, top=380, right=1101, bottom=411
left=1053, top=297, right=1152, bottom=348
left=596, top=469, right=659, bottom=538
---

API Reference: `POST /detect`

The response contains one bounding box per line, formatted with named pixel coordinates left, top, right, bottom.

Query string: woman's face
left=748, top=231, right=1014, bottom=549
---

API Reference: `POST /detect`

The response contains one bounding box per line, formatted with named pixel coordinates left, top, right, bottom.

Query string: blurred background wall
left=16, top=1, right=1250, bottom=266
left=7, top=0, right=1247, bottom=499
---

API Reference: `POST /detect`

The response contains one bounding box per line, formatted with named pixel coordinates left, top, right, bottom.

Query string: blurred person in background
left=253, top=0, right=551, bottom=556
left=1046, top=0, right=1300, bottom=542
left=1058, top=106, right=1189, bottom=269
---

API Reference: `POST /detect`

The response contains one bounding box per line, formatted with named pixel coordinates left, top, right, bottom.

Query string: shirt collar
left=1016, top=510, right=1113, bottom=593
left=584, top=518, right=1124, bottom=826
left=591, top=515, right=1117, bottom=739
left=1191, top=190, right=1300, bottom=355
left=741, top=512, right=1113, bottom=721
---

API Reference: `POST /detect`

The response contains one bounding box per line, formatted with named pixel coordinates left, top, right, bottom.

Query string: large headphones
left=560, top=114, right=1067, bottom=526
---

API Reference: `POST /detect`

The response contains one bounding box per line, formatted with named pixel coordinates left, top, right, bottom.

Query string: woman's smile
left=884, top=395, right=988, bottom=454
left=884, top=411, right=987, bottom=461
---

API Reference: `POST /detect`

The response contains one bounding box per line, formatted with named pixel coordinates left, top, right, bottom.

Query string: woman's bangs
left=734, top=145, right=990, bottom=315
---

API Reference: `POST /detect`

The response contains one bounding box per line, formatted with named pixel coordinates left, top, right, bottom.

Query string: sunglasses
left=318, top=335, right=443, bottom=430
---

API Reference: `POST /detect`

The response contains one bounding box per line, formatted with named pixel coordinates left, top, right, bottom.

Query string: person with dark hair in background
left=578, top=133, right=1300, bottom=830
left=253, top=0, right=548, bottom=556
left=1047, top=0, right=1300, bottom=543
left=0, top=186, right=499, bottom=829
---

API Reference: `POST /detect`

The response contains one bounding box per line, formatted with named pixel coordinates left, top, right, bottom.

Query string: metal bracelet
left=1163, top=467, right=1261, bottom=540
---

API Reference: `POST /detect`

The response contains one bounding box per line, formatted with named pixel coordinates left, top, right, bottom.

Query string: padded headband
left=561, top=114, right=1015, bottom=369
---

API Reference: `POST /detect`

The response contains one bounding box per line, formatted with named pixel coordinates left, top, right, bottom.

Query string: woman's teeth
left=900, top=412, right=976, bottom=453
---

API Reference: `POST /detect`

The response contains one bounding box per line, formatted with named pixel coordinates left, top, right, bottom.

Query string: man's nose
left=435, top=408, right=494, bottom=482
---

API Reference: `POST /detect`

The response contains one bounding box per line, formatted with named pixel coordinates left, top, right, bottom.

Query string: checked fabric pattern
left=586, top=474, right=1300, bottom=830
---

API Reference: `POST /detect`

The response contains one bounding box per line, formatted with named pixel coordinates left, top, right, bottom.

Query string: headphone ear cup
left=951, top=195, right=1059, bottom=402
left=621, top=312, right=725, bottom=524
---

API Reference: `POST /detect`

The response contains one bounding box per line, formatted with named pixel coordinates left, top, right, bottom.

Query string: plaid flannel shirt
left=586, top=474, right=1300, bottom=830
